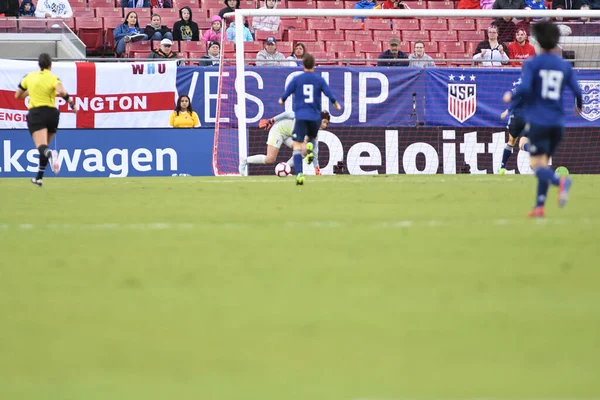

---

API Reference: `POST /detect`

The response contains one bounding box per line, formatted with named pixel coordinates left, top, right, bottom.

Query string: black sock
left=36, top=145, right=50, bottom=180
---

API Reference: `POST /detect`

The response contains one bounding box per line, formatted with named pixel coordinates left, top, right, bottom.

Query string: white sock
left=247, top=155, right=266, bottom=164
left=286, top=156, right=294, bottom=168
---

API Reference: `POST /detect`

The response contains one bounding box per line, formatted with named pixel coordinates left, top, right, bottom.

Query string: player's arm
left=567, top=68, right=583, bottom=114
left=321, top=79, right=342, bottom=110
left=506, top=63, right=532, bottom=103
left=259, top=111, right=295, bottom=130
left=15, top=75, right=28, bottom=99
left=55, top=81, right=77, bottom=113
left=278, top=79, right=297, bottom=104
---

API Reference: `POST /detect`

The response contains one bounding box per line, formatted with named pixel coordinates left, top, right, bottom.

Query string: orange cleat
left=527, top=206, right=545, bottom=218
left=314, top=166, right=321, bottom=176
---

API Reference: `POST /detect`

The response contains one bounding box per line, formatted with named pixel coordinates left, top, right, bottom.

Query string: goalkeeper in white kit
left=239, top=110, right=331, bottom=176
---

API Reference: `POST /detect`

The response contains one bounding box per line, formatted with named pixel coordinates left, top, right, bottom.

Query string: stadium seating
left=0, top=18, right=18, bottom=33
left=76, top=17, right=104, bottom=53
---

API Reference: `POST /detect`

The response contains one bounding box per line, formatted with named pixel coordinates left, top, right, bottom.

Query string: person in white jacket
left=252, top=0, right=280, bottom=31
left=35, top=0, right=73, bottom=18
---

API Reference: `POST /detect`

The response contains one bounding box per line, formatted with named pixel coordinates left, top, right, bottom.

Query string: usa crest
left=578, top=80, right=600, bottom=122
left=448, top=84, right=477, bottom=123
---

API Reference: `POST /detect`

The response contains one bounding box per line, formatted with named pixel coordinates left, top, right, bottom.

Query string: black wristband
left=62, top=94, right=70, bottom=101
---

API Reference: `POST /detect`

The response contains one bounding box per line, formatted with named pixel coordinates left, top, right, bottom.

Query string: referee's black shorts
left=27, top=106, right=60, bottom=135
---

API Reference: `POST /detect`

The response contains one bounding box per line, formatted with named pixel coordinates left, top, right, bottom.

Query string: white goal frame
left=224, top=8, right=600, bottom=168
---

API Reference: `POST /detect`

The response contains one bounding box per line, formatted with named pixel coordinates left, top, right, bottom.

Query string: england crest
left=448, top=84, right=477, bottom=123
left=578, top=80, right=600, bottom=122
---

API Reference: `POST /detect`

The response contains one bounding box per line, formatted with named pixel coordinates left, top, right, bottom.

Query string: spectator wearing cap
left=226, top=20, right=253, bottom=42
left=408, top=41, right=435, bottom=68
left=202, top=15, right=223, bottom=44
left=472, top=25, right=509, bottom=66
left=256, top=36, right=286, bottom=66
left=148, top=38, right=179, bottom=60
left=378, top=37, right=409, bottom=66
left=252, top=0, right=280, bottom=31
left=200, top=41, right=221, bottom=66
left=507, top=28, right=536, bottom=66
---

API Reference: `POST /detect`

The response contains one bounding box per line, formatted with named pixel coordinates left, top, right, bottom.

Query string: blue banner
left=176, top=66, right=600, bottom=129
left=0, top=129, right=214, bottom=177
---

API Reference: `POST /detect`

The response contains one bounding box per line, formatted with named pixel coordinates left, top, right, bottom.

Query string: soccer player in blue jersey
left=278, top=53, right=342, bottom=185
left=499, top=77, right=531, bottom=174
left=505, top=21, right=583, bottom=218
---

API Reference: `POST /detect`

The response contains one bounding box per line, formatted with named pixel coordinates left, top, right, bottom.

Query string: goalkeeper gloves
left=259, top=118, right=275, bottom=130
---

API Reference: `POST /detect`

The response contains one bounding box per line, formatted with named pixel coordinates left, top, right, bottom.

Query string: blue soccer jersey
left=279, top=72, right=337, bottom=121
left=507, top=79, right=525, bottom=119
left=513, top=52, right=583, bottom=127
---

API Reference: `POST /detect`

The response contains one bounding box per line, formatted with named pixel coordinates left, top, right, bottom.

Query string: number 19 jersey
left=280, top=72, right=337, bottom=121
left=514, top=52, right=582, bottom=127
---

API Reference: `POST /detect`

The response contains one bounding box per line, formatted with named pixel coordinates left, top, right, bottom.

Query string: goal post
left=213, top=8, right=600, bottom=176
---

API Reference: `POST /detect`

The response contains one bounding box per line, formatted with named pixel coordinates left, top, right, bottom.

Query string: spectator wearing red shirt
left=507, top=28, right=536, bottom=66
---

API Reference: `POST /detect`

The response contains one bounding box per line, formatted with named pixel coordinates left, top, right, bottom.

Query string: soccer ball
left=275, top=162, right=291, bottom=177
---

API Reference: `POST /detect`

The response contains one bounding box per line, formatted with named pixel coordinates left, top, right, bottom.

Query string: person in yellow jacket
left=169, top=95, right=200, bottom=128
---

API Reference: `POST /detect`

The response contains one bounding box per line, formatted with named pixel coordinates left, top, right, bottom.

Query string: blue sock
left=535, top=167, right=555, bottom=207
left=536, top=166, right=560, bottom=186
left=522, top=142, right=530, bottom=152
left=501, top=144, right=513, bottom=169
left=293, top=150, right=303, bottom=175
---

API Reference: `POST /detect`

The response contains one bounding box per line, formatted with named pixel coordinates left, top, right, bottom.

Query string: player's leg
left=47, top=108, right=61, bottom=174
left=519, top=136, right=530, bottom=152
left=304, top=119, right=320, bottom=166
left=313, top=138, right=321, bottom=175
left=292, top=120, right=309, bottom=185
left=527, top=125, right=563, bottom=217
left=548, top=127, right=572, bottom=208
left=28, top=108, right=53, bottom=186
left=500, top=134, right=518, bottom=174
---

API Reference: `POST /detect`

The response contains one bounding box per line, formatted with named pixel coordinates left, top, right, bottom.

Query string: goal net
left=213, top=7, right=600, bottom=176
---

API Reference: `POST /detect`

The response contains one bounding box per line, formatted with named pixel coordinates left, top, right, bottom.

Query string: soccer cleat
left=498, top=168, right=506, bottom=175
left=50, top=150, right=60, bottom=174
left=527, top=206, right=545, bottom=218
left=558, top=176, right=572, bottom=208
left=296, top=173, right=305, bottom=186
left=238, top=159, right=248, bottom=176
left=305, top=142, right=314, bottom=165
left=30, top=178, right=43, bottom=187
left=314, top=166, right=321, bottom=176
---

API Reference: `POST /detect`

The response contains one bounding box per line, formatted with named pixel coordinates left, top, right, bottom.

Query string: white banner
left=0, top=59, right=178, bottom=129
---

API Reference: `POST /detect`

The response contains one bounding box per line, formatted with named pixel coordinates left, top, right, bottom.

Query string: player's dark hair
left=533, top=21, right=560, bottom=50
left=303, top=53, right=315, bottom=69
left=320, top=111, right=330, bottom=121
left=175, top=94, right=193, bottom=116
left=38, top=53, right=52, bottom=70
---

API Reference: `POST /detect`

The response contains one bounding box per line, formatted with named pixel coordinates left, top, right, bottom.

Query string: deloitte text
left=0, top=140, right=178, bottom=177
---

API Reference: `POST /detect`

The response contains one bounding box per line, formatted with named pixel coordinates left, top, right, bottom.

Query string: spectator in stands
left=408, top=41, right=435, bottom=68
left=582, top=0, right=599, bottom=8
left=18, top=0, right=35, bottom=16
left=226, top=20, right=253, bottom=42
left=219, top=0, right=249, bottom=29
left=114, top=11, right=148, bottom=56
left=202, top=15, right=223, bottom=44
left=121, top=0, right=151, bottom=7
left=492, top=0, right=525, bottom=8
left=494, top=16, right=518, bottom=43
left=457, top=0, right=481, bottom=8
left=507, top=27, right=536, bottom=66
left=151, top=0, right=172, bottom=8
left=145, top=14, right=173, bottom=43
left=284, top=43, right=306, bottom=67
left=552, top=0, right=583, bottom=11
left=252, top=0, right=280, bottom=32
left=35, top=0, right=72, bottom=18
left=0, top=0, right=19, bottom=16
left=354, top=0, right=377, bottom=21
left=378, top=37, right=409, bottom=66
left=378, top=0, right=409, bottom=8
left=525, top=0, right=547, bottom=9
left=472, top=25, right=509, bottom=66
left=148, top=37, right=178, bottom=60
left=200, top=41, right=220, bottom=66
left=173, top=6, right=200, bottom=42
left=255, top=36, right=286, bottom=66
left=170, top=95, right=200, bottom=128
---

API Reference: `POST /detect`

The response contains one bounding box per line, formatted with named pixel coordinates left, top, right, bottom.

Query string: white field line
left=0, top=218, right=595, bottom=231
left=203, top=177, right=516, bottom=184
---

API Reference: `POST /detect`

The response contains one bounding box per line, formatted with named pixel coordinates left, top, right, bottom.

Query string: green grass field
left=1, top=175, right=599, bottom=400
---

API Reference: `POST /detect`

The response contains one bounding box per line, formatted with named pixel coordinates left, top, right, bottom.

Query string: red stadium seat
left=277, top=41, right=294, bottom=54
left=426, top=0, right=454, bottom=8
left=255, top=30, right=283, bottom=41
left=475, top=18, right=495, bottom=31
left=70, top=0, right=87, bottom=8
left=316, top=0, right=343, bottom=8
left=458, top=30, right=484, bottom=42
left=287, top=0, right=316, bottom=8
left=0, top=18, right=18, bottom=33
left=364, top=19, right=392, bottom=31
left=179, top=0, right=201, bottom=7
left=125, top=40, right=151, bottom=57
left=221, top=41, right=234, bottom=53
left=420, top=18, right=448, bottom=31
left=336, top=52, right=364, bottom=65
left=307, top=18, right=334, bottom=31
left=286, top=30, right=316, bottom=42
left=243, top=41, right=265, bottom=53
left=373, top=30, right=401, bottom=43
left=196, top=17, right=212, bottom=30
left=402, top=0, right=427, bottom=8
left=133, top=51, right=151, bottom=58
left=345, top=30, right=373, bottom=41
left=88, top=0, right=116, bottom=8
left=334, top=18, right=362, bottom=31
left=439, top=41, right=464, bottom=53
left=123, top=8, right=151, bottom=19
left=445, top=52, right=472, bottom=66
left=201, top=0, right=222, bottom=7
left=302, top=41, right=325, bottom=53
left=316, top=30, right=345, bottom=41
left=95, top=8, right=122, bottom=18
left=156, top=8, right=180, bottom=17
left=401, top=30, right=429, bottom=42
left=72, top=7, right=96, bottom=17
left=19, top=18, right=48, bottom=33
left=448, top=18, right=475, bottom=31
left=179, top=41, right=207, bottom=53
left=325, top=40, right=354, bottom=53
left=279, top=18, right=306, bottom=30
left=77, top=18, right=104, bottom=52
left=430, top=30, right=457, bottom=41
left=49, top=17, right=75, bottom=31
left=354, top=40, right=382, bottom=53
left=392, top=18, right=420, bottom=31
left=364, top=52, right=380, bottom=66
left=103, top=16, right=123, bottom=50
left=417, top=41, right=438, bottom=53
left=186, top=51, right=205, bottom=65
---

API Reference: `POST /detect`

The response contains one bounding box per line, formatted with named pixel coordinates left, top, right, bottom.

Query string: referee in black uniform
left=14, top=53, right=77, bottom=187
